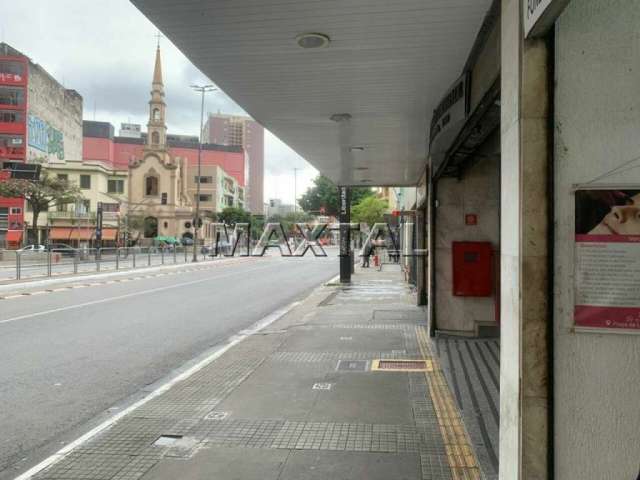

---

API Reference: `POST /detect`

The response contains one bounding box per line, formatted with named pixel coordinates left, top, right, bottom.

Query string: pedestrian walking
left=361, top=242, right=373, bottom=268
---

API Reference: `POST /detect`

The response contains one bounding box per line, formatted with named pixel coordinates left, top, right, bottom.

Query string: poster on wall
left=574, top=189, right=640, bottom=331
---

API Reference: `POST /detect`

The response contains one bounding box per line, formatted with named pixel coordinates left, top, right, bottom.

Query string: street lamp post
left=190, top=84, right=217, bottom=262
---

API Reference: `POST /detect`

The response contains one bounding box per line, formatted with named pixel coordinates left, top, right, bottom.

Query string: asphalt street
left=0, top=254, right=337, bottom=479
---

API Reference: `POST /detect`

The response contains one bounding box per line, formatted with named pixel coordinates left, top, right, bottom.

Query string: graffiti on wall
left=27, top=115, right=65, bottom=162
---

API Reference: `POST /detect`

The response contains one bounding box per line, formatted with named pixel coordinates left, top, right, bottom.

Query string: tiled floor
left=31, top=267, right=492, bottom=480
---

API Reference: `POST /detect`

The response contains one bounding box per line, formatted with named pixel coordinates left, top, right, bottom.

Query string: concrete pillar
left=500, top=0, right=551, bottom=478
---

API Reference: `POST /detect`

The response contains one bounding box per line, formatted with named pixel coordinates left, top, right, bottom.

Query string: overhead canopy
left=131, top=0, right=492, bottom=186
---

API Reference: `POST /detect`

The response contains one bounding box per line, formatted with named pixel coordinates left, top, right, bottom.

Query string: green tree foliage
left=267, top=211, right=315, bottom=234
left=298, top=175, right=374, bottom=216
left=0, top=173, right=82, bottom=242
left=218, top=207, right=250, bottom=225
left=120, top=214, right=146, bottom=245
left=351, top=196, right=389, bottom=227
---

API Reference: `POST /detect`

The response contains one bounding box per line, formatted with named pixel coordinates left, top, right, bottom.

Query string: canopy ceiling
left=131, top=0, right=492, bottom=186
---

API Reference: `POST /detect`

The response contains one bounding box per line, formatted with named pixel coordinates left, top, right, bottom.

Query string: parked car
left=202, top=240, right=232, bottom=256
left=18, top=244, right=46, bottom=253
left=181, top=237, right=194, bottom=246
left=47, top=243, right=78, bottom=257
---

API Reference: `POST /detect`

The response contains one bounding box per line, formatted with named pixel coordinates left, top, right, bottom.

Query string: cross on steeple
left=154, top=31, right=164, bottom=48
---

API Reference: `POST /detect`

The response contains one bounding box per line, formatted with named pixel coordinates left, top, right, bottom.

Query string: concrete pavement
left=11, top=265, right=498, bottom=480
left=0, top=255, right=337, bottom=479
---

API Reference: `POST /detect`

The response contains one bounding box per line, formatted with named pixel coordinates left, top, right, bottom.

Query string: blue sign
left=27, top=115, right=64, bottom=160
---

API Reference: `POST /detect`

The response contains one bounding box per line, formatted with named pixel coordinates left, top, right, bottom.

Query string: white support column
left=500, top=0, right=551, bottom=478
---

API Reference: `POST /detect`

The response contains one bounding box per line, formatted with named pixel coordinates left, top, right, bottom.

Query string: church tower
left=147, top=45, right=167, bottom=149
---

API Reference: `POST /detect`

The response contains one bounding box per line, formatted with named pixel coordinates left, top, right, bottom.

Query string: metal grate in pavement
left=372, top=359, right=433, bottom=372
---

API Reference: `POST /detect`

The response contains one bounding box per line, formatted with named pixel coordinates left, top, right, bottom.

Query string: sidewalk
left=25, top=265, right=492, bottom=480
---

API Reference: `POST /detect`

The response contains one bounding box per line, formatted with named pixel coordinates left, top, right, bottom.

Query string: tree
left=0, top=173, right=82, bottom=242
left=351, top=196, right=389, bottom=227
left=267, top=211, right=315, bottom=234
left=298, top=175, right=374, bottom=216
left=119, top=213, right=146, bottom=245
left=218, top=207, right=250, bottom=226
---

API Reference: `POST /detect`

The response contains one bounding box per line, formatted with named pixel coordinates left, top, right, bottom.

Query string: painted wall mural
left=27, top=114, right=65, bottom=162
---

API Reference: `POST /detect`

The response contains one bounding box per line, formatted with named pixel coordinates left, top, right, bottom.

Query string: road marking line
left=13, top=297, right=301, bottom=480
left=0, top=263, right=276, bottom=326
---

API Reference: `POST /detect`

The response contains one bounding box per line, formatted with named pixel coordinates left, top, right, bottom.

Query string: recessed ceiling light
left=330, top=113, right=351, bottom=123
left=296, top=33, right=331, bottom=49
left=349, top=146, right=365, bottom=152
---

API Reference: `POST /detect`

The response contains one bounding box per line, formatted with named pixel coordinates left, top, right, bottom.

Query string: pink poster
left=574, top=189, right=640, bottom=330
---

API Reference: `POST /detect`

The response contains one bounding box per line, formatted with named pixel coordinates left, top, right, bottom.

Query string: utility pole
left=190, top=84, right=217, bottom=262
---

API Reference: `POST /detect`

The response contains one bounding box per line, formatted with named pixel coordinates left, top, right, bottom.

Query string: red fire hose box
left=452, top=241, right=492, bottom=297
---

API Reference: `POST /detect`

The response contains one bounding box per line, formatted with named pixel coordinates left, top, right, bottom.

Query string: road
left=0, top=254, right=337, bottom=479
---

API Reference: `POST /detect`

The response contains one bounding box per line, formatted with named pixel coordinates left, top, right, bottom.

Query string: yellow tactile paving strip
left=416, top=326, right=482, bottom=480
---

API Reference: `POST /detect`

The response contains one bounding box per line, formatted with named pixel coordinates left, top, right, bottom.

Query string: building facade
left=204, top=113, right=264, bottom=215
left=126, top=47, right=247, bottom=244
left=0, top=42, right=83, bottom=248
left=266, top=198, right=294, bottom=218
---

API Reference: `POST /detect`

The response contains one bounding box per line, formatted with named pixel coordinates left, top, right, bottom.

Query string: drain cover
left=153, top=435, right=183, bottom=447
left=371, top=359, right=432, bottom=372
left=336, top=360, right=369, bottom=372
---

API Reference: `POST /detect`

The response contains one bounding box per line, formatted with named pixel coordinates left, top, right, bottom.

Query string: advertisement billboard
left=574, top=189, right=640, bottom=331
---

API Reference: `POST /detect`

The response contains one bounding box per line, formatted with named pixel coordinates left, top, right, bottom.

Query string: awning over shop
left=50, top=227, right=93, bottom=241
left=102, top=229, right=118, bottom=241
left=49, top=228, right=118, bottom=241
left=6, top=230, right=22, bottom=242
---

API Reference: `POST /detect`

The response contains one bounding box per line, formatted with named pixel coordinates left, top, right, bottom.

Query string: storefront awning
left=101, top=229, right=118, bottom=241
left=49, top=228, right=118, bottom=241
left=6, top=230, right=23, bottom=242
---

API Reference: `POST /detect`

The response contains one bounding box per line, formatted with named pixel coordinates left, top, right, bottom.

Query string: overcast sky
left=2, top=0, right=317, bottom=205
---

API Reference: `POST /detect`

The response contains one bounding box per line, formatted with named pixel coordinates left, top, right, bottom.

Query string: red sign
left=465, top=214, right=478, bottom=225
left=0, top=73, right=24, bottom=84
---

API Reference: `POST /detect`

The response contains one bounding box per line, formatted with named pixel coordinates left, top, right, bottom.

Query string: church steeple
left=152, top=45, right=163, bottom=88
left=147, top=45, right=167, bottom=150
